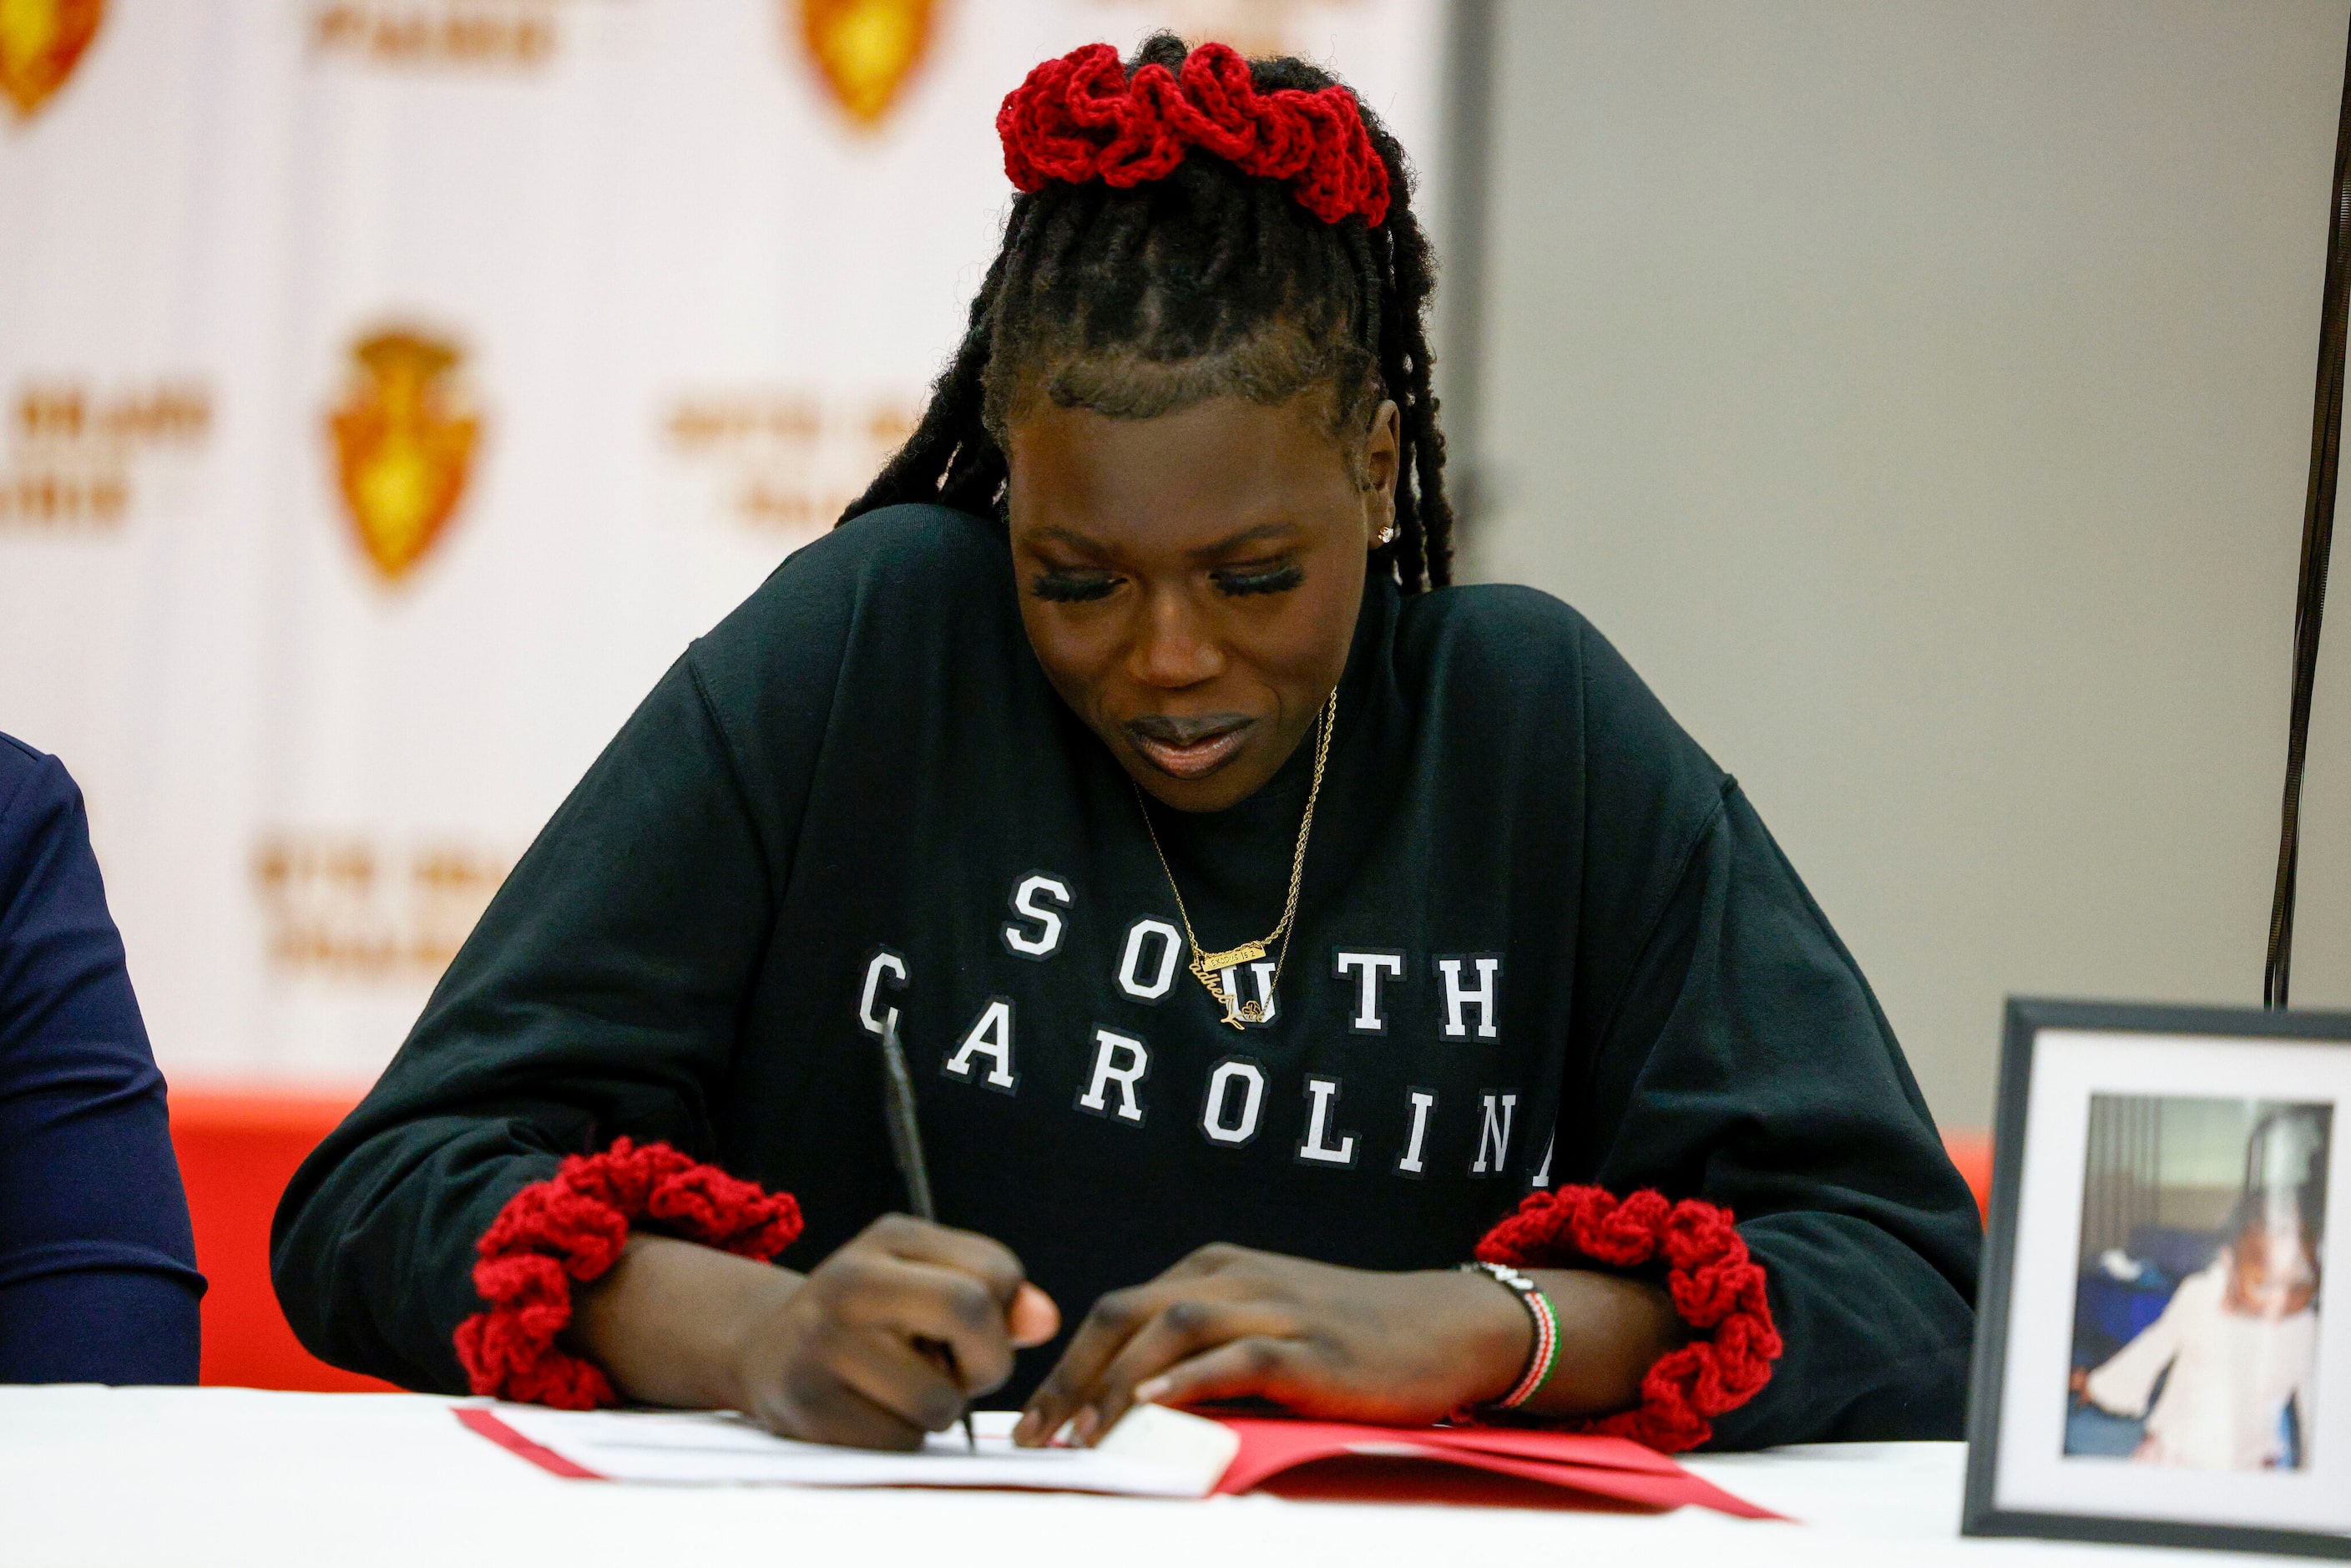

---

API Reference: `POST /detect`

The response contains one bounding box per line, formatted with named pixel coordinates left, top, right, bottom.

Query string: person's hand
left=568, top=1220, right=1057, bottom=1449
left=1011, top=1244, right=1532, bottom=1447
left=729, top=1214, right=1059, bottom=1449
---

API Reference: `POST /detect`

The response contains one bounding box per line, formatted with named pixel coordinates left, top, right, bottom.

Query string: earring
left=1374, top=525, right=1396, bottom=547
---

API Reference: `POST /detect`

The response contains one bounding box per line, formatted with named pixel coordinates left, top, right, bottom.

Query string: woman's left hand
left=1010, top=1243, right=1532, bottom=1447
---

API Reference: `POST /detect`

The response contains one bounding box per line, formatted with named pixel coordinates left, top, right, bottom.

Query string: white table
left=0, top=1387, right=2301, bottom=1566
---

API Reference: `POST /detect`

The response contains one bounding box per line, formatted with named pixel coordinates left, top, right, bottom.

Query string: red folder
left=1211, top=1417, right=1778, bottom=1518
left=456, top=1405, right=1776, bottom=1518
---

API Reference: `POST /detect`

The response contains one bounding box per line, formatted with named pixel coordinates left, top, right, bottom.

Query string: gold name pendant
left=1191, top=943, right=1269, bottom=1029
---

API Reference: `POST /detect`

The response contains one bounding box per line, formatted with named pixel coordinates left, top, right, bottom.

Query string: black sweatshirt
left=272, top=503, right=1979, bottom=1444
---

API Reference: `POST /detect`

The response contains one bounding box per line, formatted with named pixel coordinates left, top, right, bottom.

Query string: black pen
left=877, top=1012, right=978, bottom=1453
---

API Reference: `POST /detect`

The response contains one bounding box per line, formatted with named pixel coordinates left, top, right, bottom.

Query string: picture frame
left=1964, top=999, right=2351, bottom=1558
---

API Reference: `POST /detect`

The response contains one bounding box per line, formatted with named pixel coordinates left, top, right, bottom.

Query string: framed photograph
left=1964, top=999, right=2351, bottom=1558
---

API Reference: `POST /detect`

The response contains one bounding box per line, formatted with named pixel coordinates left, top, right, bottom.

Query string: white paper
left=479, top=1404, right=1240, bottom=1498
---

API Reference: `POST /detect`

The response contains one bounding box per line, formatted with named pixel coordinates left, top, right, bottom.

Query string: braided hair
left=839, top=33, right=1453, bottom=592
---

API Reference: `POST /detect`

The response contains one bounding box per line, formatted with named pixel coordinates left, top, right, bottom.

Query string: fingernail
left=1070, top=1407, right=1098, bottom=1446
left=1135, top=1377, right=1170, bottom=1406
left=1012, top=1410, right=1039, bottom=1444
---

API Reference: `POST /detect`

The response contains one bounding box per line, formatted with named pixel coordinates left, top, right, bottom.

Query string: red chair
left=1945, top=1129, right=1993, bottom=1225
left=169, top=1091, right=395, bottom=1392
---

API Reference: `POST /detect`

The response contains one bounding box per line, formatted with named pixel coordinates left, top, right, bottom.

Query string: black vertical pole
left=2263, top=13, right=2351, bottom=1009
left=1440, top=0, right=1497, bottom=543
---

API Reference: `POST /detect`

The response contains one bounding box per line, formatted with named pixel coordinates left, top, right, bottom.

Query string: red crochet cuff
left=1475, top=1185, right=1782, bottom=1452
left=453, top=1137, right=803, bottom=1409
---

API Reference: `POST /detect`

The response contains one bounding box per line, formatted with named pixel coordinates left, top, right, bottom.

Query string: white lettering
left=1116, top=918, right=1182, bottom=1002
left=1396, top=1090, right=1437, bottom=1176
left=1531, top=1130, right=1555, bottom=1188
left=1295, top=1076, right=1358, bottom=1166
left=1075, top=1027, right=1150, bottom=1123
left=1437, top=956, right=1501, bottom=1039
left=943, top=998, right=1017, bottom=1090
left=1472, top=1091, right=1518, bottom=1176
left=1001, top=874, right=1072, bottom=959
left=1333, top=951, right=1404, bottom=1032
left=857, top=949, right=908, bottom=1038
left=1200, top=1058, right=1267, bottom=1146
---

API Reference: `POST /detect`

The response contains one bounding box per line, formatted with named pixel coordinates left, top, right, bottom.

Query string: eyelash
left=1214, top=563, right=1304, bottom=597
left=1029, top=573, right=1116, bottom=603
left=1027, top=563, right=1305, bottom=603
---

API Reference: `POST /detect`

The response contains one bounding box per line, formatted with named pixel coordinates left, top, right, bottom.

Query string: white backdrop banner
left=0, top=0, right=1446, bottom=1087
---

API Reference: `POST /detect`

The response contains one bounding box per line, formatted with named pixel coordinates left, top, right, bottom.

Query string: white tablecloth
left=0, top=1387, right=2298, bottom=1566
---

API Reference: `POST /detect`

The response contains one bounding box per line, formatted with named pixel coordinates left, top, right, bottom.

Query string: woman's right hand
left=568, top=1215, right=1059, bottom=1450
left=733, top=1214, right=1059, bottom=1448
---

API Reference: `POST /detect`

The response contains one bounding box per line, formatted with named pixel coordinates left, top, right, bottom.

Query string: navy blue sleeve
left=0, top=735, right=205, bottom=1383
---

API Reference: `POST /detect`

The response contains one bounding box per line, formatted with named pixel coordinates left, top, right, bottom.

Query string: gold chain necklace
left=1136, top=689, right=1336, bottom=1029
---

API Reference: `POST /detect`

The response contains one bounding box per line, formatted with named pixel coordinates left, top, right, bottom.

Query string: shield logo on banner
left=0, top=0, right=103, bottom=121
left=326, top=330, right=481, bottom=584
left=796, top=0, right=933, bottom=127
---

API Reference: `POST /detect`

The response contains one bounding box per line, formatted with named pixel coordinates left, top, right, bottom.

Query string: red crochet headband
left=997, top=41, right=1392, bottom=228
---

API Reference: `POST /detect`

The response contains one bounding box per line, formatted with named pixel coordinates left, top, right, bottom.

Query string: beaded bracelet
left=1459, top=1260, right=1560, bottom=1410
